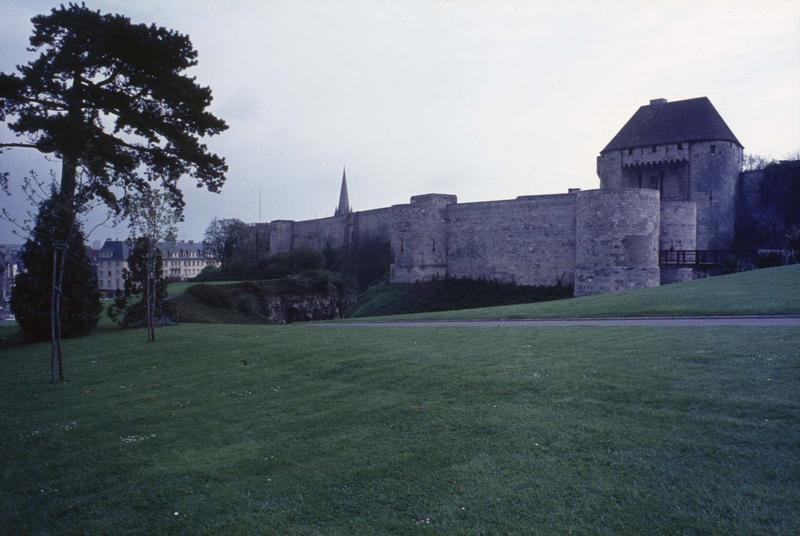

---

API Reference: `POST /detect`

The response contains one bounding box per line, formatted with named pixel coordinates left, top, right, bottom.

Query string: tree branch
left=8, top=95, right=67, bottom=110
left=0, top=142, right=41, bottom=150
left=87, top=70, right=119, bottom=88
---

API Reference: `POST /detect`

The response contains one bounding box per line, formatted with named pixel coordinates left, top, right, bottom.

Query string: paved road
left=317, top=315, right=800, bottom=328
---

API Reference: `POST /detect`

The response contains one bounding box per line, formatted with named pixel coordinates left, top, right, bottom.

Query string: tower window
left=628, top=148, right=634, bottom=155
left=432, top=238, right=436, bottom=251
left=710, top=144, right=716, bottom=154
left=651, top=145, right=657, bottom=153
left=677, top=143, right=683, bottom=150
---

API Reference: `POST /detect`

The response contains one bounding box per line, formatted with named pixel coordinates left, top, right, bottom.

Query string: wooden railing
left=658, top=250, right=738, bottom=267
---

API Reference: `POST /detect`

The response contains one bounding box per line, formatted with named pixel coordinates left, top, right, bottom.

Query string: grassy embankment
left=356, top=264, right=800, bottom=321
left=1, top=321, right=798, bottom=534
left=347, top=278, right=571, bottom=318
left=166, top=279, right=240, bottom=297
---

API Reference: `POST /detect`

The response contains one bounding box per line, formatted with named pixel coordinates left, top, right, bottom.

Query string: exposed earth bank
left=169, top=275, right=353, bottom=324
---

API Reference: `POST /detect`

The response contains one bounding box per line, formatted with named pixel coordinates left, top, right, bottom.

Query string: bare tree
left=204, top=217, right=248, bottom=272
left=742, top=153, right=775, bottom=172
left=126, top=188, right=180, bottom=342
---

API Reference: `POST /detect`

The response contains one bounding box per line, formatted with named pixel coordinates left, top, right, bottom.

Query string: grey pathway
left=316, top=315, right=800, bottom=328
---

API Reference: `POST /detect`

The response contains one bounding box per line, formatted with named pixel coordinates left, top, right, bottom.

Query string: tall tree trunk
left=145, top=253, right=152, bottom=342
left=54, top=241, right=68, bottom=382
left=151, top=246, right=156, bottom=341
left=49, top=69, right=82, bottom=380
left=50, top=249, right=58, bottom=384
left=150, top=255, right=156, bottom=342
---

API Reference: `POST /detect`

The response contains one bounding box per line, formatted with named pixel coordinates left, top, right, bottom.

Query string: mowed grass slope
left=167, top=279, right=241, bottom=297
left=1, top=323, right=798, bottom=534
left=358, top=265, right=800, bottom=321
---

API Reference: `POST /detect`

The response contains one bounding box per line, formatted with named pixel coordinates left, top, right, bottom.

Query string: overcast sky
left=1, top=0, right=799, bottom=244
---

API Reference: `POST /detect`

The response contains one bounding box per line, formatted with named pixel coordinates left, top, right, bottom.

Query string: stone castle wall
left=246, top=97, right=767, bottom=297
left=688, top=141, right=742, bottom=250
left=444, top=194, right=576, bottom=286
left=659, top=200, right=697, bottom=283
left=598, top=139, right=741, bottom=251
left=390, top=194, right=454, bottom=283
left=574, top=189, right=661, bottom=296
left=292, top=216, right=349, bottom=252
left=256, top=187, right=670, bottom=296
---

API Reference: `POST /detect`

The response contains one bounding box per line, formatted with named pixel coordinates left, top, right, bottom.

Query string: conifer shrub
left=11, top=195, right=101, bottom=341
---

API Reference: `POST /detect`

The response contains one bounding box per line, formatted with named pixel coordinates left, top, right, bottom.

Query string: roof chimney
left=649, top=98, right=668, bottom=106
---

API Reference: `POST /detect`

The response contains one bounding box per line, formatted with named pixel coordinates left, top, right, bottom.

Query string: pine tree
left=0, top=4, right=228, bottom=379
left=11, top=193, right=101, bottom=358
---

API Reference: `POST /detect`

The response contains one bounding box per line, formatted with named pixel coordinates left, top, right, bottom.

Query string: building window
left=710, top=144, right=716, bottom=154
left=651, top=145, right=657, bottom=153
left=432, top=238, right=436, bottom=252
left=628, top=148, right=634, bottom=155
left=677, top=143, right=683, bottom=150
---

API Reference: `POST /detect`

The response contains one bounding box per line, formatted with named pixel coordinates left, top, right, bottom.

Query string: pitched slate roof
left=98, top=240, right=128, bottom=262
left=602, top=97, right=741, bottom=153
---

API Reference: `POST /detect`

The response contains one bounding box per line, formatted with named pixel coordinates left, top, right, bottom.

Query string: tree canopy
left=204, top=217, right=249, bottom=272
left=0, top=2, right=228, bottom=211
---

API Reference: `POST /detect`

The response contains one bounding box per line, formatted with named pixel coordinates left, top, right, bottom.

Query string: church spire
left=335, top=166, right=351, bottom=217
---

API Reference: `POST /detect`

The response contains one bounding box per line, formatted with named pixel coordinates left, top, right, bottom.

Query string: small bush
left=195, top=265, right=220, bottom=280
left=719, top=255, right=742, bottom=274
left=289, top=249, right=326, bottom=271
left=186, top=284, right=234, bottom=309
left=755, top=252, right=785, bottom=269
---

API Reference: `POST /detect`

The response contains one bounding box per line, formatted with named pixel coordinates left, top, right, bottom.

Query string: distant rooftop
left=602, top=97, right=742, bottom=153
left=97, top=239, right=129, bottom=262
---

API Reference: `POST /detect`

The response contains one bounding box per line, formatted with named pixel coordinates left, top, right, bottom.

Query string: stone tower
left=596, top=97, right=743, bottom=250
left=334, top=167, right=351, bottom=217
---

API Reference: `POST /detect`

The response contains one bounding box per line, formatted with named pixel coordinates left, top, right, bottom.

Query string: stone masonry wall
left=268, top=220, right=294, bottom=254
left=351, top=208, right=392, bottom=244
left=292, top=216, right=349, bottom=251
left=445, top=194, right=577, bottom=286
left=390, top=194, right=455, bottom=283
left=257, top=186, right=672, bottom=296
left=575, top=189, right=660, bottom=296
left=659, top=200, right=697, bottom=283
left=689, top=140, right=742, bottom=249
left=659, top=201, right=697, bottom=251
left=597, top=151, right=623, bottom=190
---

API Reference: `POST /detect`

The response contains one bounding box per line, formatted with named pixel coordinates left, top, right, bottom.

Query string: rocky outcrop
left=170, top=276, right=355, bottom=324
left=261, top=292, right=353, bottom=323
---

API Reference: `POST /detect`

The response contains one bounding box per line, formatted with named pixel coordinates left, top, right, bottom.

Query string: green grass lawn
left=356, top=265, right=800, bottom=321
left=167, top=279, right=241, bottom=297
left=1, top=323, right=798, bottom=533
